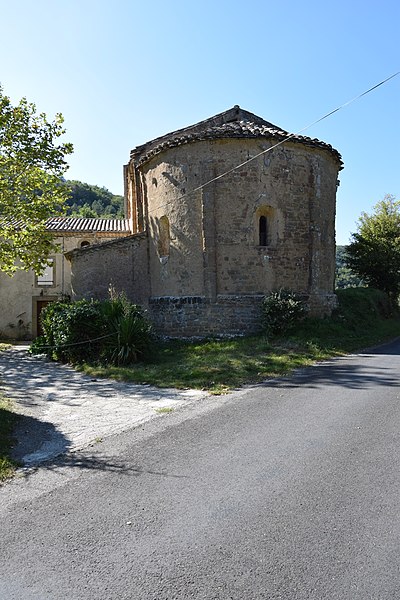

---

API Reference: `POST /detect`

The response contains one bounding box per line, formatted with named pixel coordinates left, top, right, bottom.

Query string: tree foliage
left=335, top=245, right=363, bottom=289
left=0, top=86, right=73, bottom=275
left=66, top=180, right=124, bottom=218
left=345, top=195, right=400, bottom=299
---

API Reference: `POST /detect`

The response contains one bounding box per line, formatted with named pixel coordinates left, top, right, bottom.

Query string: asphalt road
left=2, top=339, right=400, bottom=599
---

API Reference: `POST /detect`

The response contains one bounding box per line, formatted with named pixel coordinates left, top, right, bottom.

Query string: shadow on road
left=11, top=412, right=72, bottom=464
left=10, top=413, right=154, bottom=476
left=262, top=350, right=400, bottom=390
left=0, top=346, right=195, bottom=481
left=37, top=453, right=189, bottom=478
left=360, top=337, right=400, bottom=355
left=10, top=412, right=188, bottom=480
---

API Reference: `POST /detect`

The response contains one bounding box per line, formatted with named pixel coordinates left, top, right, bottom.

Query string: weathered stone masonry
left=67, top=233, right=149, bottom=307
left=70, top=106, right=343, bottom=336
left=149, top=295, right=265, bottom=337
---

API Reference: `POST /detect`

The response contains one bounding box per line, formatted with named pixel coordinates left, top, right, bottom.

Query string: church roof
left=130, top=105, right=343, bottom=168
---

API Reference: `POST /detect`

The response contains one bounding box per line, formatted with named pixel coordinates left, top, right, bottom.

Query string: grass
left=78, top=328, right=393, bottom=395
left=155, top=407, right=174, bottom=414
left=79, top=288, right=400, bottom=394
left=80, top=336, right=311, bottom=394
left=0, top=342, right=19, bottom=483
left=0, top=344, right=20, bottom=482
left=0, top=394, right=20, bottom=482
left=0, top=343, right=12, bottom=352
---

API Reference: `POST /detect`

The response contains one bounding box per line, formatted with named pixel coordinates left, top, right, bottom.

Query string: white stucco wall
left=0, top=232, right=124, bottom=339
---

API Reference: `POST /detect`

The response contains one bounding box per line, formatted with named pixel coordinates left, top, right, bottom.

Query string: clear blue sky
left=1, top=0, right=399, bottom=244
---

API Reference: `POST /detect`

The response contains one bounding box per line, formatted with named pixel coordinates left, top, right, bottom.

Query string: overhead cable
left=146, top=70, right=400, bottom=216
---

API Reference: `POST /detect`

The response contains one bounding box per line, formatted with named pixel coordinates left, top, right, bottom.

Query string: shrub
left=30, top=294, right=154, bottom=366
left=29, top=335, right=48, bottom=355
left=100, top=293, right=154, bottom=365
left=39, top=299, right=103, bottom=362
left=262, top=289, right=307, bottom=335
left=334, top=287, right=394, bottom=327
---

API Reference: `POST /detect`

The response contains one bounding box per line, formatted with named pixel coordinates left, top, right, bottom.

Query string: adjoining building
left=68, top=106, right=343, bottom=337
left=0, top=218, right=130, bottom=339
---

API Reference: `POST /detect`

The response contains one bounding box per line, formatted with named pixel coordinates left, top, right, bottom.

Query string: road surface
left=1, top=339, right=400, bottom=599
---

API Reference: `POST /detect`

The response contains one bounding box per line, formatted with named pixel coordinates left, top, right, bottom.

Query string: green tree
left=74, top=203, right=98, bottom=218
left=0, top=86, right=73, bottom=275
left=345, top=195, right=400, bottom=300
left=335, top=245, right=362, bottom=289
left=66, top=180, right=124, bottom=218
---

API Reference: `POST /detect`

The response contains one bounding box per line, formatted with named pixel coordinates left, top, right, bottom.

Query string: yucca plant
left=100, top=292, right=154, bottom=365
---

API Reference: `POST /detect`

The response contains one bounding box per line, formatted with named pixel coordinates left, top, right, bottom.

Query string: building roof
left=45, top=217, right=131, bottom=233
left=130, top=105, right=343, bottom=168
left=64, top=232, right=147, bottom=259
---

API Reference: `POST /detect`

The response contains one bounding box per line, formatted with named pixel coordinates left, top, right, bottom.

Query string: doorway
left=32, top=297, right=56, bottom=338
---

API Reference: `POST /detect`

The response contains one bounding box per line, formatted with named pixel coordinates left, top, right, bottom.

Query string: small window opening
left=259, top=215, right=268, bottom=246
left=158, top=216, right=170, bottom=257
left=36, top=261, right=54, bottom=287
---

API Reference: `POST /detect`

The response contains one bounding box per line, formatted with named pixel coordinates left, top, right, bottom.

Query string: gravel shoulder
left=0, top=345, right=207, bottom=466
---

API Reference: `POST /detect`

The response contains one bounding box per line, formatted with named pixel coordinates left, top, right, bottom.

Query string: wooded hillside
left=65, top=180, right=124, bottom=218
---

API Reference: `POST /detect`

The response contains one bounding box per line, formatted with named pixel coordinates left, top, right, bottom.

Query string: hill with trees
left=65, top=180, right=124, bottom=218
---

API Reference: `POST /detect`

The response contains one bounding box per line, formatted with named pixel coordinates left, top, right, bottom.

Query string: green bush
left=29, top=335, right=49, bottom=355
left=286, top=286, right=399, bottom=352
left=100, top=293, right=154, bottom=365
left=262, top=289, right=307, bottom=335
left=39, top=299, right=103, bottom=362
left=334, top=287, right=394, bottom=326
left=30, top=294, right=153, bottom=366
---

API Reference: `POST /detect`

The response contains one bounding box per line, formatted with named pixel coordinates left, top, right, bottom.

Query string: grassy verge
left=79, top=288, right=400, bottom=394
left=0, top=344, right=20, bottom=481
left=0, top=395, right=20, bottom=482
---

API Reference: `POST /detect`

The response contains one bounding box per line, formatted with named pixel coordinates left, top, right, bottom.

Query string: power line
left=146, top=71, right=399, bottom=216
left=33, top=331, right=117, bottom=351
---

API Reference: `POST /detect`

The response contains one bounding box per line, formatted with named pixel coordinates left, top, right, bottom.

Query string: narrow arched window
left=158, top=216, right=170, bottom=257
left=259, top=215, right=268, bottom=246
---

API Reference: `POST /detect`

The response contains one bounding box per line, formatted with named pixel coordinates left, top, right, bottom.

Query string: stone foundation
left=149, top=295, right=265, bottom=337
left=149, top=292, right=337, bottom=337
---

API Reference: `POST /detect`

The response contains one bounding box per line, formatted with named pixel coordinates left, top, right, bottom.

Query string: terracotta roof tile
left=45, top=217, right=131, bottom=233
left=130, top=106, right=343, bottom=168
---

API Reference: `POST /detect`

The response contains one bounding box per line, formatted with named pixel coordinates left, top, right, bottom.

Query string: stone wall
left=68, top=233, right=150, bottom=306
left=149, top=291, right=338, bottom=338
left=137, top=137, right=339, bottom=321
left=149, top=294, right=265, bottom=337
left=142, top=157, right=205, bottom=298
